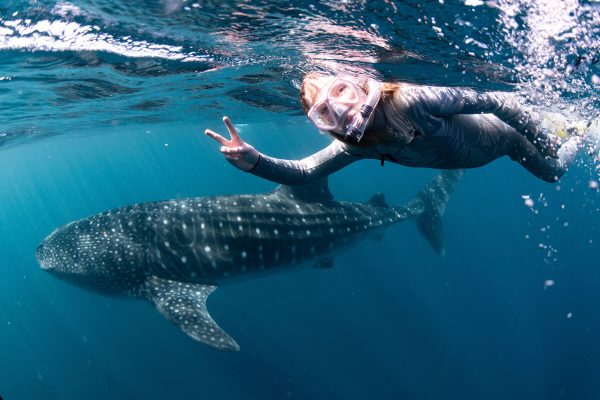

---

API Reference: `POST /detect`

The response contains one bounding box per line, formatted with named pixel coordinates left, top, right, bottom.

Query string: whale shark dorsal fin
left=142, top=276, right=239, bottom=352
left=274, top=178, right=333, bottom=203
left=366, top=193, right=389, bottom=208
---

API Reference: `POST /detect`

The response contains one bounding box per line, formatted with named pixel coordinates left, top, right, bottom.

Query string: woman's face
left=304, top=75, right=367, bottom=134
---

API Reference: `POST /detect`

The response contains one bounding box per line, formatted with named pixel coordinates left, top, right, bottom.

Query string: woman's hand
left=205, top=116, right=260, bottom=172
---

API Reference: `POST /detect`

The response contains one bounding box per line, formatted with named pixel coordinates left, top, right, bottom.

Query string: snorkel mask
left=307, top=77, right=382, bottom=143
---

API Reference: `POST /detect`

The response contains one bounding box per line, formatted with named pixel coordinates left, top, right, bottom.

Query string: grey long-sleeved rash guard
left=249, top=84, right=576, bottom=184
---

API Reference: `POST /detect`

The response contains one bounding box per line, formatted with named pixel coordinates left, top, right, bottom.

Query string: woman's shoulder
left=392, top=84, right=504, bottom=109
left=385, top=82, right=438, bottom=110
left=392, top=82, right=479, bottom=95
left=388, top=82, right=444, bottom=102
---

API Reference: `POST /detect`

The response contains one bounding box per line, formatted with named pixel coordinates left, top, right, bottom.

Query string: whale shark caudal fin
left=142, top=276, right=239, bottom=352
left=273, top=177, right=333, bottom=202
left=411, top=169, right=464, bottom=256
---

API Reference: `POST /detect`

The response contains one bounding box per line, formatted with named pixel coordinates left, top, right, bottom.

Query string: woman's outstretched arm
left=205, top=116, right=359, bottom=185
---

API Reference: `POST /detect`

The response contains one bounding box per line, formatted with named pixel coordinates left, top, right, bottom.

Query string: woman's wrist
left=245, top=153, right=261, bottom=172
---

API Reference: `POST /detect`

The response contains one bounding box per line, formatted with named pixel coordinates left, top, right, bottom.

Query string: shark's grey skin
left=37, top=170, right=462, bottom=351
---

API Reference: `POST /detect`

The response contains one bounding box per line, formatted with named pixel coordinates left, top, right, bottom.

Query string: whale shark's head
left=37, top=223, right=85, bottom=273
left=37, top=214, right=145, bottom=294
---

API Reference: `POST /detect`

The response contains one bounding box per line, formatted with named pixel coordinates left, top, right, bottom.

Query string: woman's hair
left=299, top=72, right=402, bottom=147
left=299, top=72, right=328, bottom=115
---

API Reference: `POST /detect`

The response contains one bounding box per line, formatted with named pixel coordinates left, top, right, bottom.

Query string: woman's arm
left=205, top=116, right=359, bottom=185
left=250, top=140, right=359, bottom=185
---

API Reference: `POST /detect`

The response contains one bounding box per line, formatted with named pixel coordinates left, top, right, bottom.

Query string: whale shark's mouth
left=36, top=242, right=54, bottom=270
left=37, top=227, right=63, bottom=271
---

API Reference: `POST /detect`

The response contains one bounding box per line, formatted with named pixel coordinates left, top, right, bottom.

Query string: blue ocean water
left=1, top=0, right=600, bottom=399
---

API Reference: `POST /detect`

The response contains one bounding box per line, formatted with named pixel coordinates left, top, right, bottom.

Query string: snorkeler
left=205, top=73, right=589, bottom=184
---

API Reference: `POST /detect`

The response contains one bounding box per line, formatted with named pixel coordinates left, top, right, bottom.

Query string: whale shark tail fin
left=412, top=169, right=464, bottom=256
left=142, top=276, right=240, bottom=352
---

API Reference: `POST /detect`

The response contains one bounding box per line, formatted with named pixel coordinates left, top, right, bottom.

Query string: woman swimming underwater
left=206, top=73, right=593, bottom=184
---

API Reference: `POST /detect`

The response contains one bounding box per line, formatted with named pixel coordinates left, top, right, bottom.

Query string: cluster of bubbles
left=492, top=0, right=599, bottom=118
left=489, top=0, right=600, bottom=271
left=521, top=168, right=600, bottom=294
left=522, top=192, right=561, bottom=263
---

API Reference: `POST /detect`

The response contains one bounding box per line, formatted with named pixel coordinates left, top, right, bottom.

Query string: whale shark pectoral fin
left=142, top=276, right=240, bottom=352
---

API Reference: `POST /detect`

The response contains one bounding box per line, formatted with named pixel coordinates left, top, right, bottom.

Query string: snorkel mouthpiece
left=344, top=80, right=381, bottom=143
left=346, top=104, right=375, bottom=142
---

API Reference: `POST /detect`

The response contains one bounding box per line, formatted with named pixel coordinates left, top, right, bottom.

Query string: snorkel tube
left=344, top=80, right=382, bottom=143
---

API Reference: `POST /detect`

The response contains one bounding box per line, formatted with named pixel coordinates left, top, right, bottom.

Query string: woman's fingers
left=205, top=116, right=243, bottom=148
left=205, top=129, right=231, bottom=146
left=206, top=117, right=257, bottom=171
left=223, top=116, right=242, bottom=146
left=220, top=146, right=244, bottom=154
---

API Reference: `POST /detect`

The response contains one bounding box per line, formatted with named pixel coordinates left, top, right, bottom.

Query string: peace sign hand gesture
left=205, top=116, right=260, bottom=172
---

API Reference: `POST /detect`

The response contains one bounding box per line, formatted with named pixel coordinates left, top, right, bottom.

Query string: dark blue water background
left=1, top=1, right=600, bottom=399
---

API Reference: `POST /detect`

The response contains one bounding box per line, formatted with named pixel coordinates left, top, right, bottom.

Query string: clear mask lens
left=327, top=80, right=360, bottom=104
left=308, top=78, right=362, bottom=131
left=309, top=102, right=338, bottom=130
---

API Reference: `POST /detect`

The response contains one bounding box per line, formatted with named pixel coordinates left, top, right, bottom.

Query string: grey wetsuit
left=250, top=85, right=580, bottom=184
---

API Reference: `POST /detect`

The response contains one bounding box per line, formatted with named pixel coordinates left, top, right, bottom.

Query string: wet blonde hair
left=299, top=72, right=401, bottom=147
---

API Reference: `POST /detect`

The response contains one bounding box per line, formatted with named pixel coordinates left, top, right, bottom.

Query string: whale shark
left=36, top=170, right=462, bottom=351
